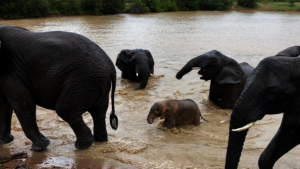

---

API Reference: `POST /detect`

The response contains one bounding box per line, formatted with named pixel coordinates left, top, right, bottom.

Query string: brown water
left=1, top=11, right=300, bottom=169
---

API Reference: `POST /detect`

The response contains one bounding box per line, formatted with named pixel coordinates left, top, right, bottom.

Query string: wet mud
left=1, top=11, right=300, bottom=168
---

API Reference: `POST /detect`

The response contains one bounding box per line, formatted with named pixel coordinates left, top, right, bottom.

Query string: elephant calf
left=116, top=49, right=155, bottom=90
left=176, top=50, right=254, bottom=109
left=147, top=99, right=208, bottom=129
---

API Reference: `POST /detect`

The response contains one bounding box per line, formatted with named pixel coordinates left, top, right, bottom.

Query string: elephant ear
left=275, top=46, right=300, bottom=57
left=145, top=50, right=155, bottom=66
left=144, top=50, right=155, bottom=74
left=215, top=60, right=244, bottom=84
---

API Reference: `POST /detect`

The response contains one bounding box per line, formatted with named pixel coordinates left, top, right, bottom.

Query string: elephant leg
left=194, top=115, right=200, bottom=126
left=258, top=122, right=300, bottom=169
left=55, top=87, right=94, bottom=150
left=0, top=90, right=14, bottom=144
left=1, top=77, right=49, bottom=151
left=88, top=98, right=109, bottom=142
left=58, top=113, right=93, bottom=150
left=164, top=117, right=176, bottom=129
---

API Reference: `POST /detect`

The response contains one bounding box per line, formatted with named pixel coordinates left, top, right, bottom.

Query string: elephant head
left=176, top=50, right=244, bottom=84
left=116, top=49, right=155, bottom=90
left=225, top=46, right=300, bottom=168
left=147, top=102, right=167, bottom=124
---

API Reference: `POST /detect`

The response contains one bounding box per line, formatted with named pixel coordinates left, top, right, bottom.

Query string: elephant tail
left=110, top=71, right=118, bottom=130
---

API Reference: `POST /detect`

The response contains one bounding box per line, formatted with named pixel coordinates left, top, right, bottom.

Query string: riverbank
left=232, top=2, right=300, bottom=12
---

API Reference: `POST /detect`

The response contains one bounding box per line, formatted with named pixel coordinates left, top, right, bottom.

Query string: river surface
left=0, top=11, right=300, bottom=169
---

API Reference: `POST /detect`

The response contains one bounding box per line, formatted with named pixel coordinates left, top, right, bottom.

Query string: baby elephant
left=147, top=99, right=208, bottom=128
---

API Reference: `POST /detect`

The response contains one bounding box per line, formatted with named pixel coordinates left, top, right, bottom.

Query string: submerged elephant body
left=116, top=49, right=155, bottom=90
left=176, top=50, right=254, bottom=109
left=225, top=46, right=300, bottom=169
left=0, top=25, right=118, bottom=151
left=147, top=99, right=208, bottom=129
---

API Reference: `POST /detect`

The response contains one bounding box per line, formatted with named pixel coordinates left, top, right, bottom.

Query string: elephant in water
left=0, top=25, right=118, bottom=151
left=225, top=46, right=300, bottom=169
left=147, top=99, right=208, bottom=129
left=116, top=49, right=155, bottom=90
left=176, top=50, right=254, bottom=109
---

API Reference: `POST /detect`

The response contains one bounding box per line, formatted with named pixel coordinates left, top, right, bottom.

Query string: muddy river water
left=1, top=11, right=300, bottom=169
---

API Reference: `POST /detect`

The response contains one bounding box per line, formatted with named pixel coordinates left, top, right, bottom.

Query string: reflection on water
left=1, top=11, right=300, bottom=169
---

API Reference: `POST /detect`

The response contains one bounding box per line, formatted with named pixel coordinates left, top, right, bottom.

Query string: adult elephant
left=176, top=50, right=254, bottom=109
left=225, top=46, right=300, bottom=169
left=116, top=49, right=154, bottom=90
left=0, top=25, right=118, bottom=151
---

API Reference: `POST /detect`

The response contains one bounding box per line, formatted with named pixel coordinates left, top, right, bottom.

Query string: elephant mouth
left=198, top=69, right=211, bottom=80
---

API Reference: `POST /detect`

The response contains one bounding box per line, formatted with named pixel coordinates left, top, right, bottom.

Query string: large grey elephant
left=176, top=50, right=254, bottom=109
left=0, top=25, right=118, bottom=151
left=225, top=46, right=300, bottom=169
left=116, top=49, right=155, bottom=90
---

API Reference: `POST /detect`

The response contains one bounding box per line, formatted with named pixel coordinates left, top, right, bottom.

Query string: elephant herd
left=0, top=24, right=300, bottom=168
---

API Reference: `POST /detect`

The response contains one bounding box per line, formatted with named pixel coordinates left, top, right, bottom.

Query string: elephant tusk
left=150, top=74, right=154, bottom=76
left=232, top=122, right=255, bottom=132
left=192, top=67, right=201, bottom=70
left=220, top=118, right=231, bottom=123
left=136, top=73, right=138, bottom=76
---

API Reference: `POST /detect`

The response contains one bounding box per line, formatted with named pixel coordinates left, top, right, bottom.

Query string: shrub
left=129, top=0, right=148, bottom=13
left=49, top=0, right=81, bottom=15
left=199, top=0, right=233, bottom=10
left=238, top=0, right=257, bottom=7
left=0, top=0, right=50, bottom=19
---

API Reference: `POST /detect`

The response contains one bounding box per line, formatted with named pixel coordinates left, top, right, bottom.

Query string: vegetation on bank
left=0, top=0, right=299, bottom=19
left=0, top=0, right=125, bottom=19
left=127, top=0, right=234, bottom=13
left=257, top=2, right=300, bottom=11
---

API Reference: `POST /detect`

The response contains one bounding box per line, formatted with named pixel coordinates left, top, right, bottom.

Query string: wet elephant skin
left=147, top=99, right=208, bottom=128
left=116, top=49, right=155, bottom=90
left=176, top=50, right=254, bottom=109
left=0, top=25, right=118, bottom=151
left=225, top=46, right=300, bottom=169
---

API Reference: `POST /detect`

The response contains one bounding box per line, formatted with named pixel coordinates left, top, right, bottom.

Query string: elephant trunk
left=225, top=123, right=248, bottom=169
left=147, top=112, right=156, bottom=124
left=225, top=90, right=265, bottom=169
left=176, top=57, right=200, bottom=79
left=134, top=67, right=150, bottom=90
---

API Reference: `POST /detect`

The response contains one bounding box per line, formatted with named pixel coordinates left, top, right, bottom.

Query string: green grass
left=257, top=2, right=300, bottom=11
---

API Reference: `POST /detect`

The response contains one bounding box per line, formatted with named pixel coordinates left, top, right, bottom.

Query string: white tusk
left=136, top=73, right=138, bottom=76
left=192, top=67, right=201, bottom=70
left=150, top=74, right=154, bottom=76
left=220, top=118, right=231, bottom=123
left=232, top=122, right=255, bottom=132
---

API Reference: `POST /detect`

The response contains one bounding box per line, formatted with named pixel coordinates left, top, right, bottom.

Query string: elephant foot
left=0, top=133, right=14, bottom=144
left=31, top=137, right=50, bottom=151
left=75, top=135, right=94, bottom=150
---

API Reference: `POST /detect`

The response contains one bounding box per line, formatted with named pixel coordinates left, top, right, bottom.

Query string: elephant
left=116, top=49, right=155, bottom=90
left=176, top=50, right=254, bottom=109
left=225, top=46, right=300, bottom=169
left=147, top=99, right=208, bottom=129
left=0, top=25, right=118, bottom=151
